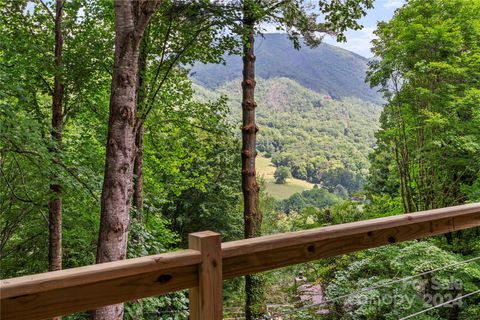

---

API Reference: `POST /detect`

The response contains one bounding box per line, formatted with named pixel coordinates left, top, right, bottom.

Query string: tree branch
left=35, top=0, right=55, bottom=22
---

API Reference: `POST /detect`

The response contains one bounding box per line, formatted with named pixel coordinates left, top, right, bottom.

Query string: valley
left=256, top=154, right=314, bottom=200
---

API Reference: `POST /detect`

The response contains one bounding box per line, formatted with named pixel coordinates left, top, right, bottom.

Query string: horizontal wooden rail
left=222, top=203, right=480, bottom=278
left=1, top=250, right=201, bottom=320
left=2, top=203, right=480, bottom=320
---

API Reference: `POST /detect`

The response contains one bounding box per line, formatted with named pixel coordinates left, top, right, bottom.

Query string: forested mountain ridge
left=194, top=77, right=382, bottom=194
left=191, top=33, right=384, bottom=105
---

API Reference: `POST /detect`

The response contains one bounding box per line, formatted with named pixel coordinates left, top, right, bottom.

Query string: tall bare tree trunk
left=94, top=1, right=160, bottom=319
left=241, top=19, right=265, bottom=320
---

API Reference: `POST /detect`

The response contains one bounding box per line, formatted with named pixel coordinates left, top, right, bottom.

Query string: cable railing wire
left=261, top=255, right=480, bottom=320
left=399, top=289, right=480, bottom=320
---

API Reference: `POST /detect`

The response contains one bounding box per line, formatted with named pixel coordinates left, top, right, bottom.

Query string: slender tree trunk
left=49, top=3, right=64, bottom=319
left=132, top=122, right=144, bottom=220
left=132, top=31, right=148, bottom=222
left=394, top=144, right=408, bottom=213
left=49, top=0, right=63, bottom=274
left=241, top=28, right=260, bottom=238
left=94, top=2, right=160, bottom=319
left=241, top=20, right=265, bottom=320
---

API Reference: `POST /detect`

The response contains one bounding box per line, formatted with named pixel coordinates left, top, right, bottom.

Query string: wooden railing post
left=189, top=231, right=223, bottom=320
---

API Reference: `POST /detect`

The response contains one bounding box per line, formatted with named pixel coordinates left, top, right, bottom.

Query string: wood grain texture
left=1, top=204, right=479, bottom=320
left=189, top=231, right=223, bottom=320
left=1, top=250, right=200, bottom=320
left=2, top=265, right=197, bottom=320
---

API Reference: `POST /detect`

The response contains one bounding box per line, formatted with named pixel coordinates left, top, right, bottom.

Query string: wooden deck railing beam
left=2, top=203, right=480, bottom=320
left=1, top=250, right=201, bottom=320
left=221, top=203, right=480, bottom=278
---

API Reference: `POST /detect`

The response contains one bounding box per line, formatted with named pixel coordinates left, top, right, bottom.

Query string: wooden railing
left=2, top=203, right=480, bottom=320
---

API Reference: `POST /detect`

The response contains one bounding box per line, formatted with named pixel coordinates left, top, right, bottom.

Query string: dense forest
left=196, top=75, right=382, bottom=195
left=1, top=0, right=479, bottom=320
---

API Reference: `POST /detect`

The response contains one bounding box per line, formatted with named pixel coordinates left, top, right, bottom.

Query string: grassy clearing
left=256, top=155, right=314, bottom=200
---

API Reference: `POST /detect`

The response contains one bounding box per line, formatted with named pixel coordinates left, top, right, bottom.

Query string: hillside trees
left=347, top=3, right=480, bottom=316
left=191, top=33, right=383, bottom=104
left=0, top=0, right=240, bottom=315
left=198, top=76, right=382, bottom=196
left=367, top=0, right=480, bottom=212
left=293, top=2, right=480, bottom=319
left=133, top=72, right=243, bottom=246
left=0, top=0, right=114, bottom=277
left=125, top=73, right=243, bottom=318
left=281, top=186, right=339, bottom=213
left=131, top=0, right=238, bottom=220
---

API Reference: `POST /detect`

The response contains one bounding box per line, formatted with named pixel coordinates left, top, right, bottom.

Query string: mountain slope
left=191, top=33, right=383, bottom=104
left=194, top=77, right=382, bottom=194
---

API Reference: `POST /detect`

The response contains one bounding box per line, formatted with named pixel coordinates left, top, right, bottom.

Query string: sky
left=323, top=0, right=406, bottom=57
left=263, top=0, right=406, bottom=58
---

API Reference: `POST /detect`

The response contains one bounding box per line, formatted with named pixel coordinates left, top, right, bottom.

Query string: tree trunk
left=49, top=0, right=63, bottom=274
left=132, top=31, right=148, bottom=222
left=241, top=22, right=265, bottom=320
left=49, top=3, right=64, bottom=319
left=94, top=1, right=160, bottom=319
left=132, top=122, right=144, bottom=221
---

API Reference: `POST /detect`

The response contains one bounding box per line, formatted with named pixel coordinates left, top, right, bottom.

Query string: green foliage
left=281, top=186, right=339, bottom=214
left=462, top=177, right=480, bottom=203
left=0, top=0, right=243, bottom=301
left=324, top=241, right=480, bottom=320
left=459, top=304, right=480, bottom=320
left=367, top=0, right=480, bottom=211
left=124, top=293, right=189, bottom=320
left=0, top=0, right=113, bottom=277
left=256, top=155, right=315, bottom=200
left=236, top=0, right=373, bottom=50
left=274, top=166, right=291, bottom=184
left=321, top=168, right=365, bottom=196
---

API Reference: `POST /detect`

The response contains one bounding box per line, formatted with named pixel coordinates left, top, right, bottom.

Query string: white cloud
left=324, top=26, right=377, bottom=58
left=259, top=23, right=285, bottom=34
left=382, top=0, right=405, bottom=9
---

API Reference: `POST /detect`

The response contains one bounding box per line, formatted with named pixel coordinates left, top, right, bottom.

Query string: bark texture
left=132, top=122, right=144, bottom=220
left=49, top=3, right=64, bottom=320
left=241, top=23, right=265, bottom=320
left=132, top=32, right=148, bottom=221
left=94, top=1, right=160, bottom=319
left=49, top=0, right=63, bottom=274
left=241, top=28, right=260, bottom=241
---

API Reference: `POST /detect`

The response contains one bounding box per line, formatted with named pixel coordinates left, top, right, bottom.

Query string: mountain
left=192, top=34, right=383, bottom=195
left=194, top=77, right=382, bottom=195
left=191, top=33, right=383, bottom=105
